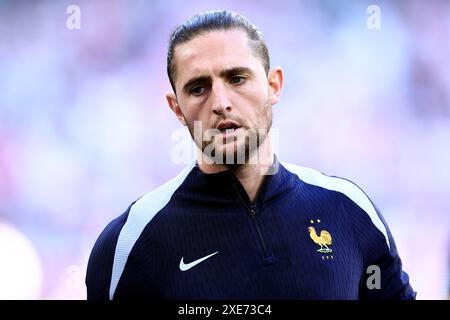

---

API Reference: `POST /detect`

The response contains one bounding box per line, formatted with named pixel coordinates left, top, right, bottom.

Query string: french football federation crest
left=308, top=225, right=332, bottom=253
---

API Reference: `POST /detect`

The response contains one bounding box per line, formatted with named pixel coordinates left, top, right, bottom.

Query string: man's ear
left=166, top=93, right=187, bottom=126
left=268, top=67, right=284, bottom=106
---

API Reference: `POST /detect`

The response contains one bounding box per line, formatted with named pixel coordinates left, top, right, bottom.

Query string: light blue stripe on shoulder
left=109, top=159, right=196, bottom=299
left=281, top=161, right=390, bottom=250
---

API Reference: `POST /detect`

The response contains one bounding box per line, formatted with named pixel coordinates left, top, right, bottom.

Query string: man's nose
left=211, top=83, right=232, bottom=115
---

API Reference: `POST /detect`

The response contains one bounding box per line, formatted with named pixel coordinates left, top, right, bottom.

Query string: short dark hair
left=167, top=10, right=270, bottom=93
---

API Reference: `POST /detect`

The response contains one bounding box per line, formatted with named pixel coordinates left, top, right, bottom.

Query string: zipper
left=248, top=204, right=268, bottom=254
left=232, top=183, right=275, bottom=264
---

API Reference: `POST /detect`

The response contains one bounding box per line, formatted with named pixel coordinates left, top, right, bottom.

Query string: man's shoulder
left=89, top=204, right=132, bottom=252
left=123, top=161, right=197, bottom=226
left=281, top=161, right=369, bottom=202
left=90, top=161, right=196, bottom=256
left=281, top=162, right=379, bottom=222
left=281, top=160, right=390, bottom=249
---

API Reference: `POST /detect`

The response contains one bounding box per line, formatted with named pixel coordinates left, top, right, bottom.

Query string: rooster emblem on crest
left=308, top=226, right=332, bottom=253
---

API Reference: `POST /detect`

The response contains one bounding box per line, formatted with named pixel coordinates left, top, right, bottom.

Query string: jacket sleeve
left=342, top=188, right=416, bottom=300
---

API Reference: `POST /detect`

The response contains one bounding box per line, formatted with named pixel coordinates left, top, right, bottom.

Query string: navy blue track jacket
left=86, top=156, right=416, bottom=300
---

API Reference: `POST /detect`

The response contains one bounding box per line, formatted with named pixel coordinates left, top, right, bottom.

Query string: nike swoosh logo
left=179, top=251, right=219, bottom=271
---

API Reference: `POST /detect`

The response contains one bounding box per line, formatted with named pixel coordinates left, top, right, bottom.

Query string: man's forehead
left=174, top=30, right=258, bottom=78
left=177, top=29, right=250, bottom=53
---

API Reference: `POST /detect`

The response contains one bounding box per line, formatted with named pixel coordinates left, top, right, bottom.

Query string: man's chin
left=203, top=143, right=249, bottom=165
left=199, top=127, right=266, bottom=165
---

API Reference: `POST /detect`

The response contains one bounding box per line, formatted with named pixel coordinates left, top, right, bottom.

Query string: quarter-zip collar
left=190, top=154, right=291, bottom=208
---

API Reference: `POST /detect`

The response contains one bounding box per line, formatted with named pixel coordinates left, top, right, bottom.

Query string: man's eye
left=191, top=86, right=206, bottom=96
left=230, top=76, right=245, bottom=84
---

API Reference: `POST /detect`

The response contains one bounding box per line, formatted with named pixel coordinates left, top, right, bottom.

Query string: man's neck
left=197, top=133, right=274, bottom=203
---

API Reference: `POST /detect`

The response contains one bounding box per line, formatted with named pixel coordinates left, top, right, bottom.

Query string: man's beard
left=185, top=99, right=272, bottom=166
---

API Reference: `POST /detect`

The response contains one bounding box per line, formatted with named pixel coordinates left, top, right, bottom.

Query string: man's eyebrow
left=219, top=67, right=254, bottom=78
left=182, top=76, right=211, bottom=93
left=182, top=67, right=254, bottom=93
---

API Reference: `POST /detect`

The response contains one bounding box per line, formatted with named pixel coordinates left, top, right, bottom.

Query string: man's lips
left=216, top=120, right=241, bottom=132
left=219, top=127, right=240, bottom=136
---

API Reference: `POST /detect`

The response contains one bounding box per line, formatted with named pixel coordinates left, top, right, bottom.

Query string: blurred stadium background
left=0, top=0, right=448, bottom=299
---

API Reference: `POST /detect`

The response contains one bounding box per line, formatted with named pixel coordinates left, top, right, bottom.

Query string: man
left=86, top=10, right=416, bottom=300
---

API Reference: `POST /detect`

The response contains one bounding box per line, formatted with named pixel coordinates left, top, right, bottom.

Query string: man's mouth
left=220, top=127, right=239, bottom=134
left=216, top=120, right=241, bottom=133
left=215, top=120, right=242, bottom=140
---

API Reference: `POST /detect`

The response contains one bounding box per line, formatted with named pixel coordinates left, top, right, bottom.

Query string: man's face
left=168, top=30, right=275, bottom=164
